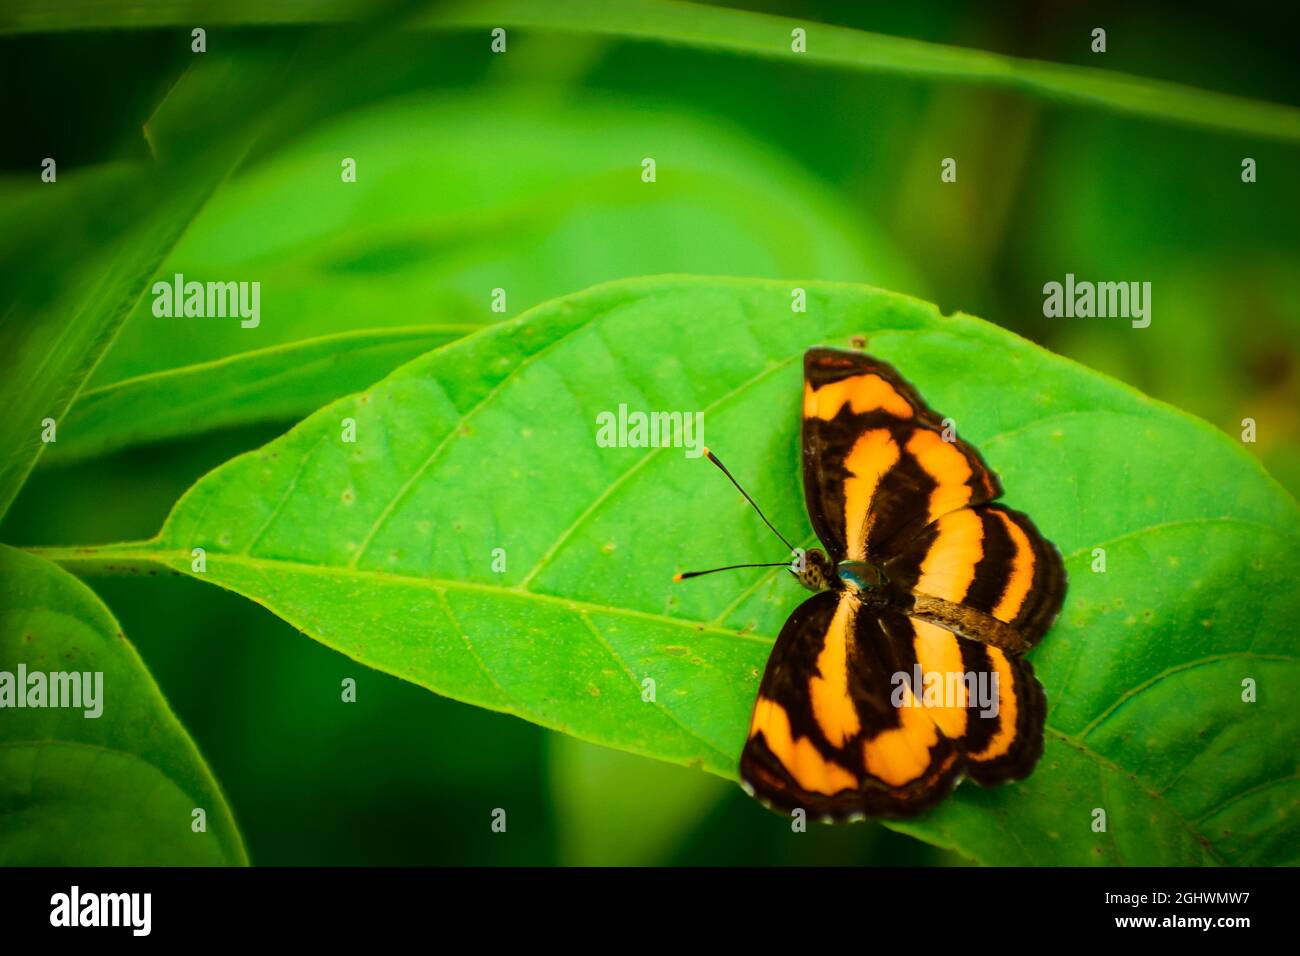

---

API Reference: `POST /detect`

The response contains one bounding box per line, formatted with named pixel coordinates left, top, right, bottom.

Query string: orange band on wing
left=809, top=598, right=861, bottom=747
left=992, top=510, right=1036, bottom=623
left=906, top=429, right=974, bottom=520
left=910, top=620, right=969, bottom=740
left=968, top=648, right=1018, bottom=762
left=804, top=374, right=915, bottom=421
left=915, top=507, right=984, bottom=602
left=843, top=429, right=899, bottom=562
left=750, top=696, right=858, bottom=795
left=863, top=684, right=940, bottom=786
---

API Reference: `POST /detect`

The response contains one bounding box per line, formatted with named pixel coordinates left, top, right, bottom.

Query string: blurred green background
left=3, top=0, right=1296, bottom=864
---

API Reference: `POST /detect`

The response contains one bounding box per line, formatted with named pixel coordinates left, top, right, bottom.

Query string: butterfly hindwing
left=801, top=348, right=1001, bottom=563
left=960, top=642, right=1046, bottom=786
left=881, top=613, right=1046, bottom=788
left=741, top=592, right=963, bottom=819
left=741, top=590, right=861, bottom=813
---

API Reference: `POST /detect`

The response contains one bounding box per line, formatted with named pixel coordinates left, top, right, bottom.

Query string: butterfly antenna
left=701, top=448, right=796, bottom=552
left=673, top=562, right=792, bottom=583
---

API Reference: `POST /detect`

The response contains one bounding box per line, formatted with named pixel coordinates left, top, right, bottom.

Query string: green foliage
left=0, top=546, right=246, bottom=865
left=50, top=328, right=466, bottom=466
left=38, top=277, right=1300, bottom=864
left=4, top=0, right=1298, bottom=141
left=0, top=165, right=219, bottom=518
left=0, top=32, right=337, bottom=515
left=6, top=1, right=1297, bottom=868
left=53, top=92, right=910, bottom=462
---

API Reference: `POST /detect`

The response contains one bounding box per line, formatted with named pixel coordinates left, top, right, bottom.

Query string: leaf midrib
left=519, top=353, right=803, bottom=588
left=43, top=546, right=776, bottom=646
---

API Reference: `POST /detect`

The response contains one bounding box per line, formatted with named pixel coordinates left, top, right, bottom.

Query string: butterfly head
left=795, top=547, right=835, bottom=592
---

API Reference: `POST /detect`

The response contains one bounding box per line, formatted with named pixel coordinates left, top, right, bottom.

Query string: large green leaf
left=49, top=327, right=469, bottom=466
left=51, top=91, right=911, bottom=463
left=0, top=546, right=246, bottom=864
left=0, top=34, right=317, bottom=516
left=5, top=0, right=1299, bottom=143
left=36, top=276, right=1299, bottom=864
left=0, top=164, right=222, bottom=519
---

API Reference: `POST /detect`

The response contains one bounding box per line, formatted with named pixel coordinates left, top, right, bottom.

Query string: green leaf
left=0, top=545, right=246, bottom=865
left=37, top=276, right=1300, bottom=865
left=4, top=0, right=1298, bottom=143
left=57, top=91, right=911, bottom=463
left=0, top=36, right=317, bottom=517
left=0, top=164, right=223, bottom=519
left=49, top=327, right=469, bottom=466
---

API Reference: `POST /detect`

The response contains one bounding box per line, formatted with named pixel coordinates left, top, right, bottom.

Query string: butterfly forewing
left=801, top=348, right=1002, bottom=563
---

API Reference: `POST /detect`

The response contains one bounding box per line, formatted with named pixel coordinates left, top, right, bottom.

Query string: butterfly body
left=735, top=347, right=1067, bottom=821
left=828, top=559, right=883, bottom=593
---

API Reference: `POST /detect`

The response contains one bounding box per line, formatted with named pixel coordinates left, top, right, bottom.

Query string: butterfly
left=676, top=347, right=1066, bottom=821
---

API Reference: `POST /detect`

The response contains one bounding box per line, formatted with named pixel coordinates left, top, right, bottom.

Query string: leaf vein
left=577, top=610, right=731, bottom=766
left=520, top=354, right=801, bottom=589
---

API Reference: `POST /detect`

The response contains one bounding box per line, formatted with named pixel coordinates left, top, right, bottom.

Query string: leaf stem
left=24, top=541, right=175, bottom=577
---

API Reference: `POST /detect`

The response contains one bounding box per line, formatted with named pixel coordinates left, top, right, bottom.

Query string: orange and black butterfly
left=677, top=347, right=1066, bottom=821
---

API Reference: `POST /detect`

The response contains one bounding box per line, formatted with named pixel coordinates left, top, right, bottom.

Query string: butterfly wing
left=740, top=591, right=1048, bottom=819
left=740, top=591, right=963, bottom=820
left=801, top=348, right=1002, bottom=563
left=887, top=502, right=1066, bottom=648
left=875, top=497, right=1063, bottom=790
left=884, top=614, right=1047, bottom=788
left=740, top=348, right=1066, bottom=819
